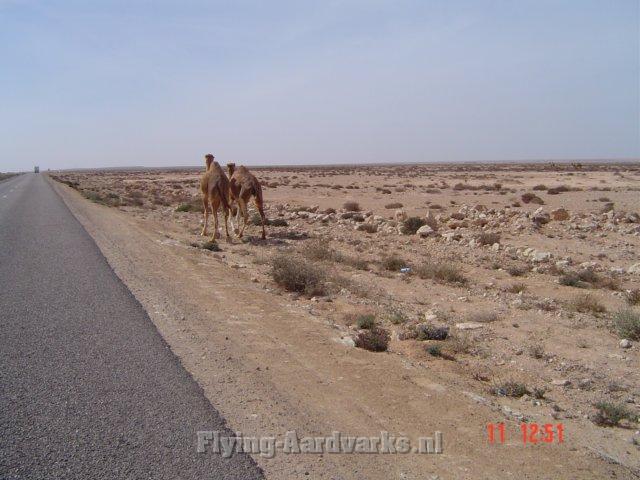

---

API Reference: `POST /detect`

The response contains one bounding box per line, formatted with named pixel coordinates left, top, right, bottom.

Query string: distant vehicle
left=34, top=166, right=39, bottom=173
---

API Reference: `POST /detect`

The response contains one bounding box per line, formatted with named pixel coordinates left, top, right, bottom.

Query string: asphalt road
left=0, top=174, right=263, bottom=479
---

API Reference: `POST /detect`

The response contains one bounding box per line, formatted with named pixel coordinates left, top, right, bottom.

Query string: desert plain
left=49, top=161, right=640, bottom=479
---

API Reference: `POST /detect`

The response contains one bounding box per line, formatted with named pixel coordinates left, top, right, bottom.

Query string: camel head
left=227, top=163, right=236, bottom=176
left=204, top=154, right=215, bottom=171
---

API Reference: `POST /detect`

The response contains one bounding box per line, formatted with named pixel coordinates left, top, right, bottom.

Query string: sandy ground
left=49, top=162, right=640, bottom=479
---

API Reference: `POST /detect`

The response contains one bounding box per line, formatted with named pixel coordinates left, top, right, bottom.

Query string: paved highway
left=0, top=174, right=263, bottom=479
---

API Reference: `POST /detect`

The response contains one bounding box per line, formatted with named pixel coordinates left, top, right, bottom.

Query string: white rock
left=620, top=339, right=632, bottom=349
left=551, top=379, right=571, bottom=387
left=337, top=336, right=356, bottom=348
left=416, top=225, right=437, bottom=237
left=531, top=251, right=552, bottom=262
left=628, top=263, right=640, bottom=274
left=455, top=322, right=485, bottom=330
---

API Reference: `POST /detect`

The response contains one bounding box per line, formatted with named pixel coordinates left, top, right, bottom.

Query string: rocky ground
left=51, top=162, right=640, bottom=476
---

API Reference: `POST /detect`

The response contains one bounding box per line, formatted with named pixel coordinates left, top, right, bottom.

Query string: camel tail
left=253, top=182, right=264, bottom=205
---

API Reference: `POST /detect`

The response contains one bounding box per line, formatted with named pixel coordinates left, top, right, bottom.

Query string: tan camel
left=200, top=154, right=231, bottom=241
left=226, top=163, right=266, bottom=239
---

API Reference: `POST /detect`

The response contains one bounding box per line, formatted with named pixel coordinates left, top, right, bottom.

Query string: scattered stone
left=620, top=339, right=632, bottom=349
left=531, top=250, right=552, bottom=262
left=337, top=336, right=355, bottom=348
left=455, top=322, right=485, bottom=330
left=532, top=208, right=551, bottom=225
left=628, top=263, right=640, bottom=274
left=416, top=225, right=438, bottom=237
left=551, top=379, right=571, bottom=387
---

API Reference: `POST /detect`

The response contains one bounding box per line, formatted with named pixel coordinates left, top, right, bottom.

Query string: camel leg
left=235, top=203, right=242, bottom=234
left=238, top=198, right=249, bottom=238
left=211, top=199, right=220, bottom=240
left=223, top=203, right=231, bottom=241
left=254, top=196, right=266, bottom=240
left=228, top=201, right=236, bottom=234
left=201, top=196, right=209, bottom=236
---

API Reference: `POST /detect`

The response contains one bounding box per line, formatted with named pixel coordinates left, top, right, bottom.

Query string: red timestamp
left=487, top=423, right=564, bottom=445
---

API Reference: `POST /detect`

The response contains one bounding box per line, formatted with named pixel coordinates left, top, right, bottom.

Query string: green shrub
left=343, top=201, right=361, bottom=212
left=614, top=308, right=640, bottom=340
left=175, top=203, right=194, bottom=212
left=354, top=328, right=390, bottom=352
left=356, top=314, right=376, bottom=330
left=492, top=381, right=529, bottom=398
left=415, top=261, right=467, bottom=285
left=201, top=240, right=221, bottom=251
left=402, top=216, right=426, bottom=234
left=572, top=294, right=606, bottom=314
left=381, top=254, right=408, bottom=272
left=592, top=402, right=636, bottom=426
left=271, top=255, right=326, bottom=296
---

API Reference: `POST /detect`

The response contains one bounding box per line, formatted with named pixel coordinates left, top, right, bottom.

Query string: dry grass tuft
left=571, top=294, right=606, bottom=314
left=354, top=328, right=390, bottom=352
left=415, top=261, right=467, bottom=285
left=343, top=201, right=361, bottom=212
left=271, top=254, right=326, bottom=296
left=614, top=308, right=640, bottom=340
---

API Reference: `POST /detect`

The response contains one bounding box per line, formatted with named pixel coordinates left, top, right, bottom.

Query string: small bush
left=559, top=272, right=586, bottom=288
left=477, top=232, right=500, bottom=245
left=356, top=314, right=376, bottom=330
left=560, top=269, right=613, bottom=289
left=592, top=402, right=636, bottom=426
left=416, top=324, right=449, bottom=341
left=402, top=216, right=426, bottom=234
left=343, top=201, right=361, bottom=212
left=381, top=254, right=408, bottom=272
left=426, top=345, right=442, bottom=357
left=528, top=343, right=545, bottom=359
left=506, top=283, right=527, bottom=294
left=271, top=255, right=326, bottom=296
left=302, top=239, right=336, bottom=261
left=358, top=223, right=378, bottom=233
left=83, top=190, right=104, bottom=203
left=521, top=192, right=544, bottom=205
left=354, top=328, right=390, bottom=352
left=176, top=203, right=195, bottom=212
left=492, top=381, right=529, bottom=398
left=572, top=294, right=606, bottom=314
left=269, top=218, right=288, bottom=227
left=508, top=266, right=528, bottom=277
left=415, top=261, right=467, bottom=285
left=547, top=185, right=570, bottom=195
left=339, top=256, right=369, bottom=271
left=388, top=309, right=409, bottom=325
left=467, top=311, right=498, bottom=323
left=532, top=184, right=547, bottom=191
left=385, top=202, right=403, bottom=209
left=614, top=308, right=640, bottom=340
left=626, top=289, right=640, bottom=306
left=448, top=334, right=474, bottom=355
left=201, top=240, right=221, bottom=251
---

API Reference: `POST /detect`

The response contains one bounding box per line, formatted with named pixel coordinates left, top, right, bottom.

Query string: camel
left=226, top=163, right=266, bottom=240
left=200, top=154, right=231, bottom=241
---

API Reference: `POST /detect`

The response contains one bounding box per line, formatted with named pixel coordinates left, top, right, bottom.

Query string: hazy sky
left=1, top=0, right=638, bottom=171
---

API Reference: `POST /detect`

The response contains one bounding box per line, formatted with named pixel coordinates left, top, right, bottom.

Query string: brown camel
left=200, top=154, right=231, bottom=241
left=226, top=163, right=266, bottom=239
